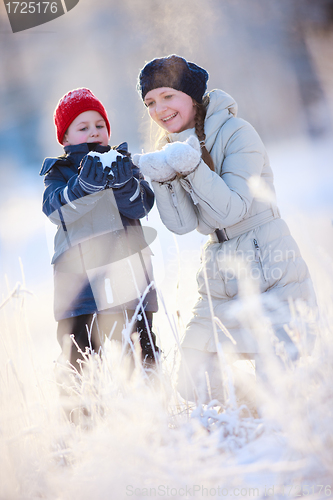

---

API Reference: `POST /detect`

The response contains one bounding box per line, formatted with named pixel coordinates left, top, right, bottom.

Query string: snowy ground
left=0, top=136, right=332, bottom=499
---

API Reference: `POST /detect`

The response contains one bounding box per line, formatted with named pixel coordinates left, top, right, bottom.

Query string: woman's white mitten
left=163, top=135, right=201, bottom=175
left=132, top=150, right=176, bottom=182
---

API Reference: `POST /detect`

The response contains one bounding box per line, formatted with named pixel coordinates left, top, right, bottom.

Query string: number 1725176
left=5, top=2, right=58, bottom=14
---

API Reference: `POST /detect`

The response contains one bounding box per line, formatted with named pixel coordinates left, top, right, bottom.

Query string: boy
left=40, top=88, right=159, bottom=371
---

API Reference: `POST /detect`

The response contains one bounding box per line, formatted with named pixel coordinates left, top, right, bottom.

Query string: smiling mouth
left=162, top=112, right=177, bottom=122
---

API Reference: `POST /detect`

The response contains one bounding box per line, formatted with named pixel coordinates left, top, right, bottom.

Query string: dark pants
left=57, top=310, right=156, bottom=371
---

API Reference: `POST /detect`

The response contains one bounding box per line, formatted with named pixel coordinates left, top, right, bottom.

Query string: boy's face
left=63, top=110, right=109, bottom=146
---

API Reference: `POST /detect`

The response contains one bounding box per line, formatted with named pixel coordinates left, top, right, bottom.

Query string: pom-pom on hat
left=138, top=55, right=209, bottom=104
left=54, top=88, right=111, bottom=145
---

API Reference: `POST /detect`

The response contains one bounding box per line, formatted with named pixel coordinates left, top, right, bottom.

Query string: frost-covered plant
left=1, top=247, right=333, bottom=499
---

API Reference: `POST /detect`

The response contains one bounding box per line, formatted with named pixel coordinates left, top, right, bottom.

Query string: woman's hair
left=194, top=100, right=215, bottom=171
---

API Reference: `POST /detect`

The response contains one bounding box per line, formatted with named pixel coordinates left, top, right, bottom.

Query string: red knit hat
left=54, top=88, right=111, bottom=145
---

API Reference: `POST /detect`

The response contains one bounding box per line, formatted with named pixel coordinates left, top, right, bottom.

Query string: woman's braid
left=194, top=101, right=215, bottom=171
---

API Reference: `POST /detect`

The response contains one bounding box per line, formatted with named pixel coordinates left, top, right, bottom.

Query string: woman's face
left=144, top=87, right=197, bottom=134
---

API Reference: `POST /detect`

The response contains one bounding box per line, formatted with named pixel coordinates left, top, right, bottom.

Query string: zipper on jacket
left=253, top=239, right=267, bottom=282
left=189, top=188, right=199, bottom=205
left=166, top=183, right=183, bottom=226
left=180, top=178, right=199, bottom=206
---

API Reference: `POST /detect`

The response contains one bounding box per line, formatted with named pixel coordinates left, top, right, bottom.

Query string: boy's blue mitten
left=78, top=155, right=109, bottom=194
left=107, top=156, right=133, bottom=189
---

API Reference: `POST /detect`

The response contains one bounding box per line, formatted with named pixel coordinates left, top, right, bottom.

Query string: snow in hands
left=88, top=149, right=123, bottom=170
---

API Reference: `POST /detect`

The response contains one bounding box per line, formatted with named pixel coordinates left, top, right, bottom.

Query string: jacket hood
left=203, top=89, right=237, bottom=152
left=158, top=89, right=237, bottom=150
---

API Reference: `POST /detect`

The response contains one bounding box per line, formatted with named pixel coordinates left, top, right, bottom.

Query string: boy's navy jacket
left=41, top=142, right=158, bottom=320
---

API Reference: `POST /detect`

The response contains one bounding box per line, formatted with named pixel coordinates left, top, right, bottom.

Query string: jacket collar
left=64, top=143, right=115, bottom=168
left=64, top=142, right=129, bottom=162
left=64, top=143, right=111, bottom=155
left=40, top=142, right=129, bottom=176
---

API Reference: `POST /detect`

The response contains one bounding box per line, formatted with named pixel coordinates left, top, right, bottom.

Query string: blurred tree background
left=0, top=0, right=332, bottom=168
left=0, top=0, right=332, bottom=350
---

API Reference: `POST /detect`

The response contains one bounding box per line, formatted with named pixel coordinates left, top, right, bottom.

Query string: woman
left=133, top=55, right=317, bottom=404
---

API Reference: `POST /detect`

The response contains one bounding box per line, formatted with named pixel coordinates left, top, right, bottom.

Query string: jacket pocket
left=253, top=238, right=268, bottom=286
left=214, top=238, right=268, bottom=298
left=166, top=183, right=183, bottom=227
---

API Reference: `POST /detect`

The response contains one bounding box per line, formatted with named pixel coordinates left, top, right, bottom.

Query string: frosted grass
left=1, top=256, right=333, bottom=500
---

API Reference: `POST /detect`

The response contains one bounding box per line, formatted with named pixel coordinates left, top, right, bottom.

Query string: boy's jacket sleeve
left=42, top=161, right=101, bottom=224
left=112, top=163, right=155, bottom=219
left=112, top=142, right=155, bottom=218
left=41, top=156, right=155, bottom=225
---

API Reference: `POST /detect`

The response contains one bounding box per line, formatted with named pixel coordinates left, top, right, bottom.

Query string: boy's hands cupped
left=107, top=156, right=133, bottom=189
left=78, top=155, right=109, bottom=194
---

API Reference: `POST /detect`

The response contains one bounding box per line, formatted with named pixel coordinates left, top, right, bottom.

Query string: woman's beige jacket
left=151, top=89, right=316, bottom=356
